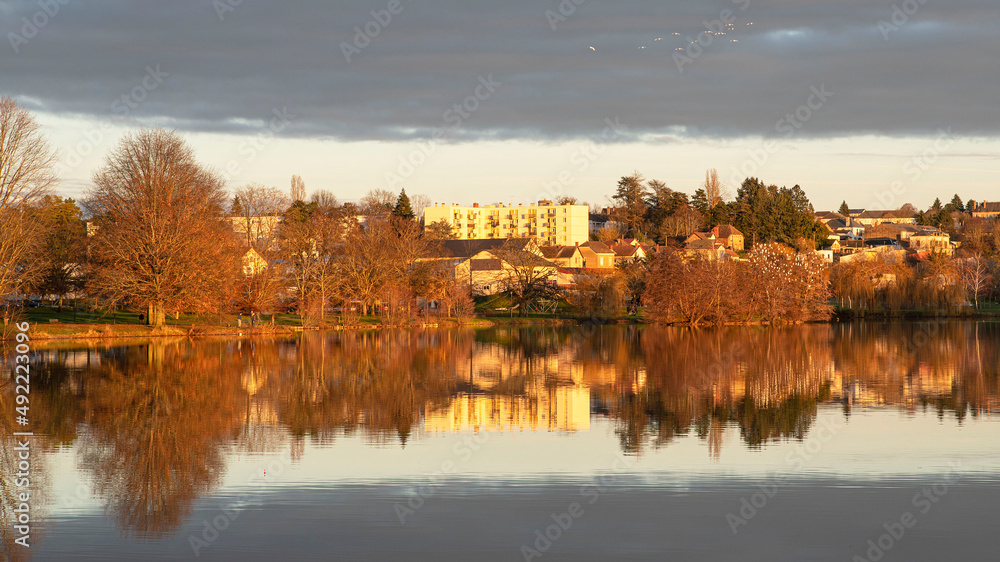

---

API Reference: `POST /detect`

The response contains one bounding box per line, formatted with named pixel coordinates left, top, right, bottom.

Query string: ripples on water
left=2, top=322, right=999, bottom=560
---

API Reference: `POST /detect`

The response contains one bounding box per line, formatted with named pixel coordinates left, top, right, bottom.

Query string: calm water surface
left=2, top=322, right=999, bottom=561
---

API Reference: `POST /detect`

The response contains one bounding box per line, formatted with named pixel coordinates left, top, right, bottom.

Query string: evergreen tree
left=612, top=172, right=650, bottom=239
left=967, top=199, right=977, bottom=213
left=691, top=188, right=709, bottom=215
left=838, top=200, right=850, bottom=215
left=947, top=194, right=964, bottom=212
left=930, top=197, right=942, bottom=212
left=393, top=188, right=415, bottom=220
left=230, top=195, right=245, bottom=217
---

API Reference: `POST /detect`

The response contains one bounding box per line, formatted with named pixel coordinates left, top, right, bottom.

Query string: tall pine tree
left=393, top=188, right=415, bottom=220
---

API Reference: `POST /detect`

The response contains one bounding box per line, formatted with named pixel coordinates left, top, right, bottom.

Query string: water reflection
left=1, top=322, right=999, bottom=543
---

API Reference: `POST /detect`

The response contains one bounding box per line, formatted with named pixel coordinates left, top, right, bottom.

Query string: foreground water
left=2, top=322, right=999, bottom=561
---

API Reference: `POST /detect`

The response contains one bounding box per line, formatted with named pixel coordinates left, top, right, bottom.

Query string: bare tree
left=231, top=183, right=289, bottom=252
left=359, top=188, right=396, bottom=216
left=0, top=97, right=57, bottom=306
left=703, top=168, right=726, bottom=208
left=959, top=255, right=992, bottom=309
left=310, top=189, right=339, bottom=211
left=410, top=193, right=431, bottom=221
left=85, top=129, right=241, bottom=326
left=290, top=174, right=306, bottom=202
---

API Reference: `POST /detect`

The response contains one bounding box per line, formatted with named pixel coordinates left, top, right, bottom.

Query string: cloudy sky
left=2, top=0, right=998, bottom=210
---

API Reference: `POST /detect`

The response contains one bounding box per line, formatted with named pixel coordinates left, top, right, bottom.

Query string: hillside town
left=3, top=101, right=1000, bottom=329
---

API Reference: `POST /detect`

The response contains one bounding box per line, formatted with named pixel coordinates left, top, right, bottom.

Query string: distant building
left=969, top=201, right=1000, bottom=219
left=424, top=200, right=589, bottom=245
left=684, top=224, right=744, bottom=253
left=854, top=209, right=917, bottom=227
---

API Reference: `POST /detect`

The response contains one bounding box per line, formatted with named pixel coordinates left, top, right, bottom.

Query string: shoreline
left=5, top=311, right=1000, bottom=342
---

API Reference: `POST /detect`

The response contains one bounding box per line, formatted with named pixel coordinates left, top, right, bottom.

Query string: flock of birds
left=586, top=21, right=754, bottom=53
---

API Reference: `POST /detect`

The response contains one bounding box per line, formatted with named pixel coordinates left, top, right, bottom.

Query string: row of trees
left=0, top=98, right=472, bottom=328
left=606, top=171, right=827, bottom=248
left=644, top=244, right=832, bottom=325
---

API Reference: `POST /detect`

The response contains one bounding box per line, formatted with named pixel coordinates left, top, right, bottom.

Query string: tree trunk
left=147, top=302, right=166, bottom=327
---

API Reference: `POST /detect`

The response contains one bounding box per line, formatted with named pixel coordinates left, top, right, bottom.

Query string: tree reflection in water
left=3, top=321, right=998, bottom=540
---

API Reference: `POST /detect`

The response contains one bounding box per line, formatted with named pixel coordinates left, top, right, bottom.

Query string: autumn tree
left=33, top=196, right=87, bottom=310
left=84, top=129, right=241, bottom=326
left=492, top=240, right=558, bottom=315
left=0, top=97, right=57, bottom=307
left=334, top=217, right=426, bottom=316
left=278, top=200, right=343, bottom=323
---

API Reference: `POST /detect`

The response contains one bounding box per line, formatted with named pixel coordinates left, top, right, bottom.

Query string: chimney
left=473, top=203, right=479, bottom=208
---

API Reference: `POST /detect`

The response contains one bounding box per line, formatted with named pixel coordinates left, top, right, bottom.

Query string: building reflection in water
left=2, top=321, right=998, bottom=540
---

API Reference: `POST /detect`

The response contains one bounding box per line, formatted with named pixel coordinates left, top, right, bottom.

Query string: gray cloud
left=2, top=0, right=998, bottom=142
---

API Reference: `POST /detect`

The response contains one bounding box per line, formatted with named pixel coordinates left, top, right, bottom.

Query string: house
left=909, top=232, right=953, bottom=255
left=854, top=209, right=917, bottom=227
left=610, top=243, right=647, bottom=265
left=242, top=247, right=269, bottom=275
left=822, top=217, right=865, bottom=239
left=431, top=238, right=557, bottom=296
left=684, top=238, right=725, bottom=260
left=969, top=201, right=1000, bottom=219
left=578, top=241, right=617, bottom=269
left=711, top=225, right=745, bottom=252
left=540, top=245, right=584, bottom=268
left=685, top=225, right=744, bottom=252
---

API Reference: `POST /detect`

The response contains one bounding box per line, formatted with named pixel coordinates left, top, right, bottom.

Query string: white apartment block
left=424, top=200, right=590, bottom=245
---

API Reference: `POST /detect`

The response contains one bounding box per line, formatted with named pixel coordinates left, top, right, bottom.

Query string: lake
left=2, top=322, right=999, bottom=561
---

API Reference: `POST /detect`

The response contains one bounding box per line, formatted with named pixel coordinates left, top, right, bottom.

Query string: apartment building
left=424, top=200, right=590, bottom=245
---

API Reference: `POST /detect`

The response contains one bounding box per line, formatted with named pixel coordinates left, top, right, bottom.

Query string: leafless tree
left=359, top=188, right=396, bottom=216
left=959, top=255, right=992, bottom=308
left=290, top=174, right=307, bottom=202
left=410, top=193, right=431, bottom=221
left=0, top=97, right=58, bottom=304
left=310, top=189, right=339, bottom=211
left=231, top=183, right=288, bottom=252
left=84, top=129, right=241, bottom=326
left=703, top=168, right=726, bottom=207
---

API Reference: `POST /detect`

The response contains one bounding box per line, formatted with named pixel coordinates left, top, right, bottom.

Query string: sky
left=2, top=0, right=998, bottom=211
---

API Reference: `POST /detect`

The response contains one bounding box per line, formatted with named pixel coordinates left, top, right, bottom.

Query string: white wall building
left=424, top=200, right=590, bottom=245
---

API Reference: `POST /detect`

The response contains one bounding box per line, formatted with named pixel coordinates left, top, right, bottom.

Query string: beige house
left=684, top=224, right=745, bottom=252
left=540, top=245, right=584, bottom=268
left=578, top=241, right=616, bottom=269
left=970, top=201, right=1000, bottom=219
left=431, top=238, right=558, bottom=296
left=242, top=247, right=268, bottom=275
